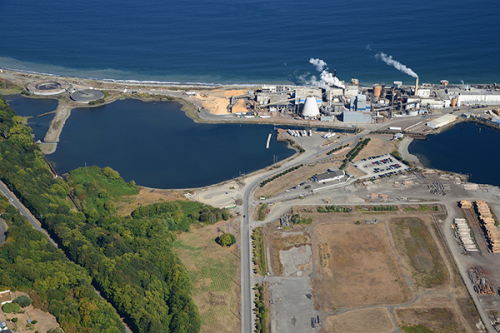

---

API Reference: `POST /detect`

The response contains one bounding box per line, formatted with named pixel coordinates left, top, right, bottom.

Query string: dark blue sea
left=0, top=0, right=499, bottom=85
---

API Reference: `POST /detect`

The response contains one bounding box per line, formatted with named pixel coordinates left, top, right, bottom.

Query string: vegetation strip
left=252, top=227, right=267, bottom=275
left=326, top=144, right=349, bottom=155
left=253, top=283, right=269, bottom=333
left=259, top=164, right=303, bottom=187
left=340, top=138, right=371, bottom=169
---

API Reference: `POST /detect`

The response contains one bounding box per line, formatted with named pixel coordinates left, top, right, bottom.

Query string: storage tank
left=440, top=80, right=449, bottom=85
left=407, top=109, right=418, bottom=116
left=373, top=84, right=381, bottom=98
left=351, top=78, right=359, bottom=85
left=302, top=97, right=320, bottom=118
left=451, top=98, right=457, bottom=107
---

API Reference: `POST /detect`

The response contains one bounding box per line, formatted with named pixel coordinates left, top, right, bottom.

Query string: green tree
left=102, top=166, right=120, bottom=180
left=218, top=233, right=236, bottom=247
left=2, top=302, right=20, bottom=313
left=13, top=295, right=32, bottom=307
left=104, top=200, right=116, bottom=213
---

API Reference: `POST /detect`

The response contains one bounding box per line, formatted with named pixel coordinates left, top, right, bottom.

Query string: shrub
left=13, top=295, right=32, bottom=307
left=11, top=317, right=18, bottom=323
left=2, top=302, right=21, bottom=313
left=102, top=166, right=120, bottom=180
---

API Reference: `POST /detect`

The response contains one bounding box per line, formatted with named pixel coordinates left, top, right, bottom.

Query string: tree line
left=340, top=138, right=371, bottom=169
left=259, top=164, right=303, bottom=187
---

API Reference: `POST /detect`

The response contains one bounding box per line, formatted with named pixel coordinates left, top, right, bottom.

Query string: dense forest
left=0, top=196, right=125, bottom=332
left=0, top=95, right=228, bottom=332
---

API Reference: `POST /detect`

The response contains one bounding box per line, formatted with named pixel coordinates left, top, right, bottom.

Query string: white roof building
left=426, top=114, right=457, bottom=129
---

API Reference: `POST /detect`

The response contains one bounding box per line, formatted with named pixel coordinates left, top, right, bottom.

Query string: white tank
left=302, top=97, right=320, bottom=118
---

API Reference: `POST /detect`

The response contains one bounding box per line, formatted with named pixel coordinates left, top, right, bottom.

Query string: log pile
left=468, top=267, right=496, bottom=295
left=476, top=201, right=500, bottom=253
left=460, top=200, right=473, bottom=209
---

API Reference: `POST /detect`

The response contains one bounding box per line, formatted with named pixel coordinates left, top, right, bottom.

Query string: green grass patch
left=417, top=205, right=439, bottom=212
left=252, top=227, right=267, bottom=275
left=405, top=207, right=415, bottom=211
left=257, top=204, right=268, bottom=221
left=392, top=218, right=447, bottom=288
left=401, top=324, right=439, bottom=333
left=67, top=165, right=139, bottom=215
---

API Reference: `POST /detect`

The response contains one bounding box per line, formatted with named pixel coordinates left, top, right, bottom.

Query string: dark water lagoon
left=4, top=94, right=58, bottom=140
left=48, top=99, right=295, bottom=188
left=409, top=122, right=500, bottom=186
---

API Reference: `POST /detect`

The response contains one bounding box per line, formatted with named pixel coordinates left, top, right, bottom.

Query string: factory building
left=456, top=93, right=500, bottom=106
left=344, top=84, right=359, bottom=98
left=342, top=111, right=372, bottom=123
left=426, top=113, right=457, bottom=129
left=350, top=94, right=367, bottom=111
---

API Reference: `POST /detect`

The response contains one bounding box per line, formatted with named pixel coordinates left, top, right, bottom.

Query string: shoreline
left=398, top=137, right=423, bottom=168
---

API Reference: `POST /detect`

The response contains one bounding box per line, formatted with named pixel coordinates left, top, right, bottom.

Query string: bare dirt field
left=115, top=187, right=187, bottom=216
left=173, top=219, right=240, bottom=333
left=324, top=307, right=395, bottom=333
left=312, top=223, right=412, bottom=310
left=265, top=206, right=483, bottom=333
left=352, top=137, right=388, bottom=162
left=0, top=292, right=60, bottom=332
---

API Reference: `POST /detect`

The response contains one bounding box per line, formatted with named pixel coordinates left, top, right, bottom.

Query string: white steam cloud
left=309, top=58, right=327, bottom=72
left=304, top=58, right=345, bottom=89
left=375, top=52, right=418, bottom=79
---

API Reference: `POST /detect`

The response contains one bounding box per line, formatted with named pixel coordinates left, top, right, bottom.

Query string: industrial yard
left=260, top=205, right=484, bottom=333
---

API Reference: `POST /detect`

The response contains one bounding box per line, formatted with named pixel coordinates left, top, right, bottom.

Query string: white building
left=313, top=169, right=345, bottom=183
left=426, top=114, right=457, bottom=129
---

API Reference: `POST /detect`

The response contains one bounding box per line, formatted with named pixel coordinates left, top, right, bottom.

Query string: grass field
left=390, top=217, right=448, bottom=288
left=173, top=221, right=240, bottom=333
left=397, top=308, right=465, bottom=333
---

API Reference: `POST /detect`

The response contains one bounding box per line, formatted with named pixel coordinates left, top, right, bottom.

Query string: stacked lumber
left=460, top=200, right=473, bottom=209
left=475, top=201, right=500, bottom=253
left=454, top=218, right=478, bottom=252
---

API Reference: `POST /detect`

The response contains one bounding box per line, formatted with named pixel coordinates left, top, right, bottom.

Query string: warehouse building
left=426, top=114, right=457, bottom=129
left=342, top=111, right=372, bottom=123
left=313, top=169, right=345, bottom=183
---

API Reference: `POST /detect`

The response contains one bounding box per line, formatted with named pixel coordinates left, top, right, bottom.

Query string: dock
left=266, top=133, right=272, bottom=148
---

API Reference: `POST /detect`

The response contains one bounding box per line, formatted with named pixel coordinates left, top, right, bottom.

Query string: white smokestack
left=375, top=52, right=418, bottom=79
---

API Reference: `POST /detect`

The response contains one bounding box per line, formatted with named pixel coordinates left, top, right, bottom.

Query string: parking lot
left=351, top=154, right=410, bottom=180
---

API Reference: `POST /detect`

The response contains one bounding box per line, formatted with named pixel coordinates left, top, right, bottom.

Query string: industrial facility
left=226, top=72, right=500, bottom=126
left=426, top=114, right=458, bottom=129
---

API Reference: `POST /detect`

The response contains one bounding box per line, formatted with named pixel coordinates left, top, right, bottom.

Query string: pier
left=266, top=133, right=272, bottom=148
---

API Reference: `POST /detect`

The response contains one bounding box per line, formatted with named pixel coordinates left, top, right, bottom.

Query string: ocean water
left=0, top=0, right=499, bottom=85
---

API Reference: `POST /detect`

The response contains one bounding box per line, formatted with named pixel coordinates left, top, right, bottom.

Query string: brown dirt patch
left=345, top=164, right=364, bottom=178
left=324, top=307, right=395, bottom=333
left=0, top=292, right=60, bottom=332
left=353, top=137, right=388, bottom=162
left=173, top=220, right=240, bottom=333
left=224, top=90, right=246, bottom=97
left=115, top=187, right=187, bottom=216
left=456, top=298, right=482, bottom=331
left=312, top=223, right=412, bottom=310
left=395, top=307, right=466, bottom=333
left=201, top=96, right=230, bottom=114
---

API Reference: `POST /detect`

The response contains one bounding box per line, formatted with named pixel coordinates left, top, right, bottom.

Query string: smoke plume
left=304, top=58, right=345, bottom=89
left=375, top=52, right=418, bottom=78
left=309, top=58, right=327, bottom=72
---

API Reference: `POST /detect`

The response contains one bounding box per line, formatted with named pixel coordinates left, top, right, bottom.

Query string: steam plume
left=309, top=58, right=327, bottom=72
left=375, top=52, right=418, bottom=78
left=305, top=58, right=345, bottom=89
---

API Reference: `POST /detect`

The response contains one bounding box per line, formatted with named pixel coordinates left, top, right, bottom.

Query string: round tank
left=440, top=80, right=449, bottom=85
left=302, top=97, right=320, bottom=118
left=373, top=84, right=381, bottom=98
left=351, top=78, right=359, bottom=85
left=407, top=109, right=418, bottom=116
left=451, top=98, right=457, bottom=107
